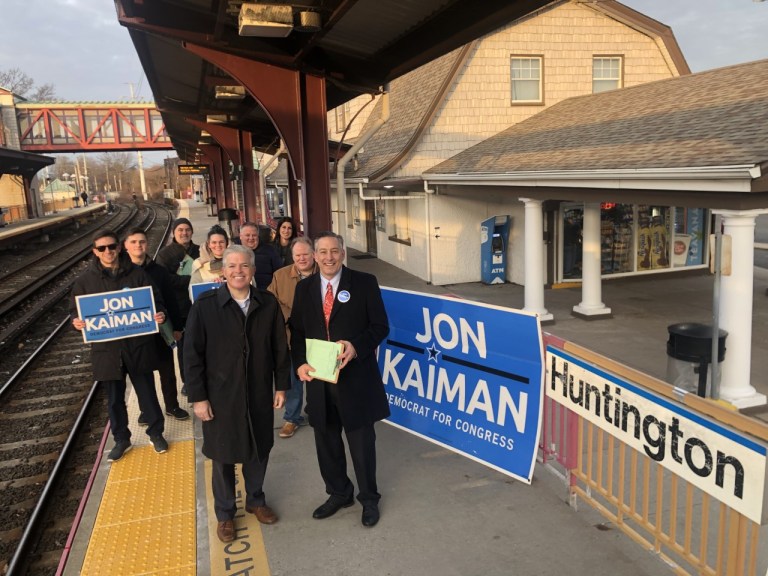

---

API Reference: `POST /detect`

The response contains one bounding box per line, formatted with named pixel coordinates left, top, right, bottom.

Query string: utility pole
left=80, top=154, right=90, bottom=193
left=127, top=82, right=148, bottom=201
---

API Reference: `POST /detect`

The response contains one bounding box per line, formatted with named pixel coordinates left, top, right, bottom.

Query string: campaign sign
left=379, top=288, right=544, bottom=484
left=76, top=286, right=157, bottom=343
left=189, top=281, right=220, bottom=303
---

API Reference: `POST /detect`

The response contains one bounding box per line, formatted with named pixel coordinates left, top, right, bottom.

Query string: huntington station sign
left=546, top=347, right=768, bottom=524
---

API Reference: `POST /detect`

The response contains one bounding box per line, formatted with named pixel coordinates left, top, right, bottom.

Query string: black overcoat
left=184, top=285, right=290, bottom=464
left=69, top=257, right=164, bottom=381
left=290, top=266, right=390, bottom=432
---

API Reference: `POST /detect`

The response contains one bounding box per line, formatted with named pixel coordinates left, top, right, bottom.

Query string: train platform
left=0, top=203, right=106, bottom=245
left=60, top=199, right=768, bottom=575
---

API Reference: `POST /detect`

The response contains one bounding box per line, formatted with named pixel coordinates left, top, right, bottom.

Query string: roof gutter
left=336, top=84, right=390, bottom=240
left=425, top=165, right=762, bottom=192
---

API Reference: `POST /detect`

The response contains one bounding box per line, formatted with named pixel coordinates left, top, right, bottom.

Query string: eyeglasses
left=95, top=243, right=118, bottom=252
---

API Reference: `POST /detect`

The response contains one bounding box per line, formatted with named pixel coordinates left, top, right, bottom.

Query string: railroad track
left=0, top=202, right=174, bottom=576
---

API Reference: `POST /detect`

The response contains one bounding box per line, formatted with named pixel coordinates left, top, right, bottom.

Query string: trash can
left=217, top=208, right=239, bottom=240
left=206, top=196, right=217, bottom=218
left=666, top=323, right=727, bottom=397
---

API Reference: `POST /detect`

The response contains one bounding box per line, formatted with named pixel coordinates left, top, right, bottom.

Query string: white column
left=714, top=209, right=767, bottom=408
left=574, top=201, right=611, bottom=317
left=520, top=198, right=553, bottom=322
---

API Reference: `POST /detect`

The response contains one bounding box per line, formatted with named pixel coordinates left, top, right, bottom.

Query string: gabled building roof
left=343, top=0, right=689, bottom=184
left=344, top=45, right=472, bottom=181
left=426, top=59, right=768, bottom=178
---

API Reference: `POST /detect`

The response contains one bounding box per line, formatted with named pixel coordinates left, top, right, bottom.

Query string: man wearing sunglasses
left=70, top=229, right=170, bottom=462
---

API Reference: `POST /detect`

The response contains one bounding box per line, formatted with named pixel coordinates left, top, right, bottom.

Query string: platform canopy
left=116, top=0, right=552, bottom=160
left=0, top=147, right=54, bottom=179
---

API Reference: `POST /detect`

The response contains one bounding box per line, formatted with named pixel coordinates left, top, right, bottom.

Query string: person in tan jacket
left=267, top=236, right=318, bottom=438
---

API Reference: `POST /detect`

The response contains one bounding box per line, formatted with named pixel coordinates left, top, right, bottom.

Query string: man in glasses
left=70, top=229, right=170, bottom=462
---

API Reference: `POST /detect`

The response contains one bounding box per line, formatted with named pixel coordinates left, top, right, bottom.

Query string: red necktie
left=323, top=282, right=334, bottom=331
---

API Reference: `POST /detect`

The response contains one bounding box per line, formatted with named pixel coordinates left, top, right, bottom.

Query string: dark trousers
left=314, top=383, right=380, bottom=505
left=176, top=332, right=186, bottom=384
left=156, top=342, right=179, bottom=411
left=104, top=369, right=163, bottom=441
left=211, top=456, right=269, bottom=521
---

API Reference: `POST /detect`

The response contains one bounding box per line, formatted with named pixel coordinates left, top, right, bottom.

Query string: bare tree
left=0, top=68, right=34, bottom=95
left=30, top=83, right=56, bottom=101
left=0, top=67, right=56, bottom=100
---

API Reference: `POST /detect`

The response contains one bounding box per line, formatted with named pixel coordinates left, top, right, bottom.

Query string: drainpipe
left=337, top=84, right=390, bottom=245
left=424, top=180, right=436, bottom=284
left=259, top=140, right=286, bottom=224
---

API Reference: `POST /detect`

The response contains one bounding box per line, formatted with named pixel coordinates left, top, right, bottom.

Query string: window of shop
left=637, top=205, right=671, bottom=270
left=601, top=203, right=635, bottom=274
left=510, top=56, right=543, bottom=104
left=561, top=204, right=708, bottom=281
left=673, top=207, right=706, bottom=267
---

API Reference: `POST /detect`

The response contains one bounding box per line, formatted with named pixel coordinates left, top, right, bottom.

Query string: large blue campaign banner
left=379, top=288, right=544, bottom=484
left=75, top=286, right=158, bottom=343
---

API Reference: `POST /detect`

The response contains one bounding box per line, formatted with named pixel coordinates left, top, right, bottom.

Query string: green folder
left=306, top=339, right=344, bottom=383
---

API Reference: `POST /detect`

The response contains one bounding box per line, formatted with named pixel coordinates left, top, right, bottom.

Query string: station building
left=317, top=0, right=694, bottom=288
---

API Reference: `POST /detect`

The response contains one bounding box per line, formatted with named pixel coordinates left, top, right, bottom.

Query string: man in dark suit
left=290, top=231, right=390, bottom=527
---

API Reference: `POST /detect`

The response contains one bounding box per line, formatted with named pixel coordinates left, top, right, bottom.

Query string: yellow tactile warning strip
left=204, top=460, right=272, bottom=575
left=79, top=441, right=196, bottom=575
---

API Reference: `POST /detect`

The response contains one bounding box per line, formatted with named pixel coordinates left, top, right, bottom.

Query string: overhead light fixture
left=215, top=85, right=246, bottom=100
left=206, top=114, right=228, bottom=123
left=239, top=3, right=293, bottom=37
left=296, top=11, right=321, bottom=32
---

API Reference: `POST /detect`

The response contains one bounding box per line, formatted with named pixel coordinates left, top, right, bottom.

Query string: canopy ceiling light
left=239, top=4, right=293, bottom=37
left=215, top=85, right=247, bottom=100
left=296, top=11, right=321, bottom=32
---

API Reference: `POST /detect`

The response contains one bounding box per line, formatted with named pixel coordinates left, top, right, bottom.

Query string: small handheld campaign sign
left=189, top=281, right=220, bottom=303
left=76, top=286, right=158, bottom=343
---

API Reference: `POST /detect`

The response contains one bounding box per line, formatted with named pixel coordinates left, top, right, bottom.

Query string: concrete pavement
left=178, top=199, right=768, bottom=575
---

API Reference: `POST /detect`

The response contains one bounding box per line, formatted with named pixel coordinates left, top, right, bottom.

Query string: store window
left=562, top=206, right=583, bottom=279
left=600, top=203, right=634, bottom=274
left=637, top=205, right=671, bottom=270
left=673, top=207, right=706, bottom=267
left=561, top=204, right=706, bottom=280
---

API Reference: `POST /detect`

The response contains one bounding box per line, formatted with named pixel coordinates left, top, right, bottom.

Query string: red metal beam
left=182, top=42, right=331, bottom=234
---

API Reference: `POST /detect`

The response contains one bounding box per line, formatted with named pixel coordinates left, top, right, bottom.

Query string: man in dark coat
left=238, top=221, right=283, bottom=289
left=290, top=231, right=390, bottom=528
left=156, top=217, right=200, bottom=394
left=122, top=227, right=189, bottom=422
left=70, top=229, right=169, bottom=462
left=185, top=244, right=291, bottom=543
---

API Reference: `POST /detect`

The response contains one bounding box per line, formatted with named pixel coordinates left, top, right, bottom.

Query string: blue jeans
left=283, top=361, right=304, bottom=424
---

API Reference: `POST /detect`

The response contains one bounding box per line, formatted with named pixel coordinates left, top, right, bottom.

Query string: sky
left=0, top=0, right=767, bottom=164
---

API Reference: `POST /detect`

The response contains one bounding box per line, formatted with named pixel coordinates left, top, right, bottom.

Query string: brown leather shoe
left=246, top=504, right=279, bottom=524
left=279, top=422, right=299, bottom=438
left=216, top=520, right=234, bottom=543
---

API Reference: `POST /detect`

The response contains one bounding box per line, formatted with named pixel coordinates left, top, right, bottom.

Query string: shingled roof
left=343, top=44, right=472, bottom=181
left=426, top=59, right=768, bottom=176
